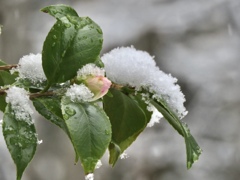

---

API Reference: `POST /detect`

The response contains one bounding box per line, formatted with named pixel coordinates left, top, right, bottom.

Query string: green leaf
left=32, top=96, right=79, bottom=162
left=0, top=71, right=17, bottom=112
left=0, top=59, right=7, bottom=65
left=42, top=7, right=103, bottom=85
left=61, top=98, right=111, bottom=173
left=0, top=70, right=16, bottom=86
left=2, top=104, right=37, bottom=180
left=32, top=96, right=68, bottom=133
left=150, top=99, right=202, bottom=169
left=0, top=95, right=7, bottom=112
left=94, top=56, right=105, bottom=68
left=41, top=4, right=79, bottom=19
left=129, top=94, right=152, bottom=122
left=103, top=88, right=148, bottom=166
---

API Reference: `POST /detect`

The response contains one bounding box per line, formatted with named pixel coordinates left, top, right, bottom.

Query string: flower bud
left=80, top=75, right=111, bottom=101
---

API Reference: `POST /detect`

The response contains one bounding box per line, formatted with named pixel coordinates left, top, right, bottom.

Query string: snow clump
left=11, top=53, right=46, bottom=83
left=65, top=84, right=94, bottom=102
left=102, top=46, right=187, bottom=118
left=77, top=63, right=105, bottom=78
left=6, top=86, right=34, bottom=124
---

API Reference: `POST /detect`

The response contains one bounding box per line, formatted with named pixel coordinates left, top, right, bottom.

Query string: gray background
left=1, top=0, right=240, bottom=179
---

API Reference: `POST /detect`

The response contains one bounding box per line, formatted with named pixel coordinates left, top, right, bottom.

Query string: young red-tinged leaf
left=61, top=98, right=111, bottom=173
left=103, top=88, right=149, bottom=166
left=2, top=104, right=37, bottom=180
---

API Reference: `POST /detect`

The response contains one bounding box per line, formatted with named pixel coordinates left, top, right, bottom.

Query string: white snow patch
left=102, top=46, right=187, bottom=118
left=37, top=139, right=43, bottom=145
left=11, top=53, right=46, bottom=83
left=77, top=63, right=105, bottom=79
left=85, top=173, right=94, bottom=180
left=120, top=151, right=129, bottom=159
left=147, top=104, right=163, bottom=127
left=6, top=86, right=33, bottom=124
left=65, top=84, right=94, bottom=102
left=95, top=160, right=102, bottom=169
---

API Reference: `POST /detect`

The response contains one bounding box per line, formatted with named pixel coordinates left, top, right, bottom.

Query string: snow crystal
left=95, top=160, right=102, bottom=169
left=85, top=173, right=94, bottom=180
left=147, top=105, right=163, bottom=127
left=102, top=46, right=187, bottom=118
left=120, top=151, right=129, bottom=159
left=6, top=86, right=33, bottom=124
left=11, top=53, right=46, bottom=83
left=65, top=84, right=94, bottom=102
left=37, top=139, right=43, bottom=145
left=77, top=63, right=105, bottom=79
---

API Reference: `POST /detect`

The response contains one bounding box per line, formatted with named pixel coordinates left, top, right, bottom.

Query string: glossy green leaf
left=0, top=70, right=16, bottom=86
left=0, top=95, right=7, bottom=112
left=103, top=89, right=148, bottom=166
left=2, top=104, right=37, bottom=180
left=42, top=6, right=103, bottom=85
left=32, top=96, right=79, bottom=162
left=41, top=4, right=78, bottom=19
left=94, top=56, right=105, bottom=68
left=150, top=99, right=202, bottom=169
left=61, top=98, right=111, bottom=173
left=32, top=96, right=68, bottom=133
left=129, top=94, right=152, bottom=122
left=0, top=71, right=17, bottom=112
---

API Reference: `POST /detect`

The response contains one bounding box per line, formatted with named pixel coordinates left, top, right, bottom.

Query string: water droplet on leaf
left=65, top=107, right=76, bottom=116
left=65, top=23, right=71, bottom=28
left=63, top=114, right=69, bottom=120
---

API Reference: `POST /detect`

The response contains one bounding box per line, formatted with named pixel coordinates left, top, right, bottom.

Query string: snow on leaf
left=11, top=53, right=46, bottom=84
left=6, top=86, right=33, bottom=125
left=77, top=63, right=105, bottom=79
left=102, top=46, right=187, bottom=118
left=65, top=84, right=94, bottom=102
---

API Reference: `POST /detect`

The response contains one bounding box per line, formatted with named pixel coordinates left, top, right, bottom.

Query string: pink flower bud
left=83, top=75, right=112, bottom=101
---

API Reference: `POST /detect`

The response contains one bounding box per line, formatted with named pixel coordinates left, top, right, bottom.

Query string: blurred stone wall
left=1, top=0, right=240, bottom=179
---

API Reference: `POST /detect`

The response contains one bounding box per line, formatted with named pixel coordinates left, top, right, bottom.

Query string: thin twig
left=29, top=91, right=55, bottom=100
left=0, top=64, right=18, bottom=70
left=0, top=88, right=55, bottom=99
left=0, top=89, right=6, bottom=95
